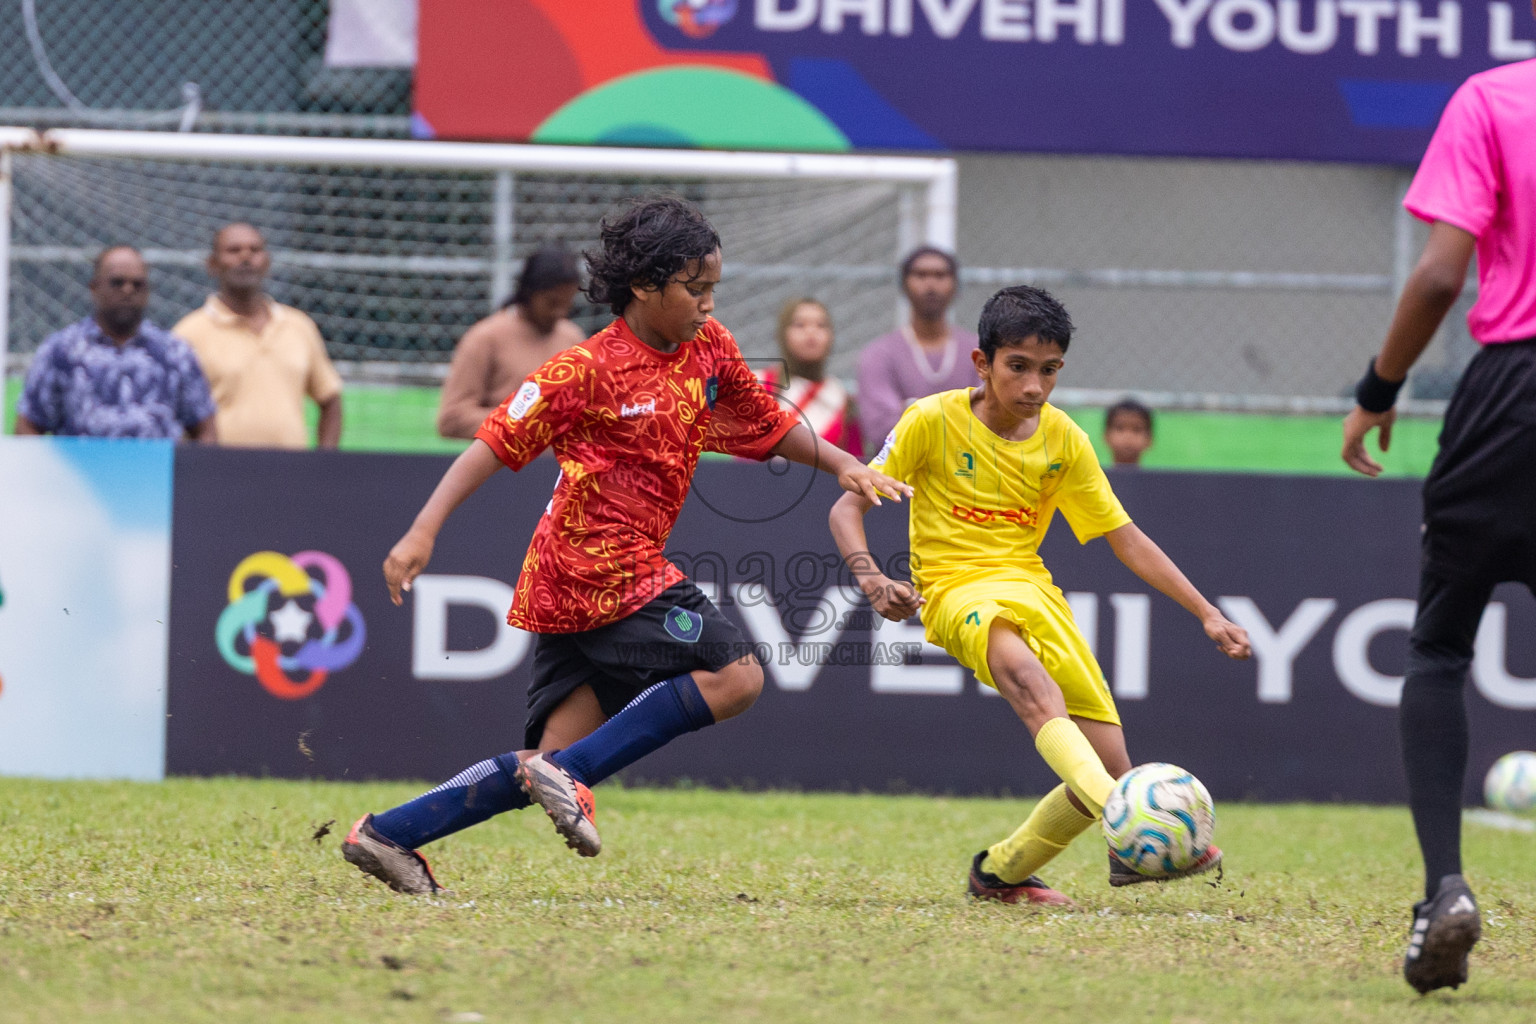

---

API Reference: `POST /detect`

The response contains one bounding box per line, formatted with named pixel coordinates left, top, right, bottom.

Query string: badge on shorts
left=664, top=606, right=703, bottom=644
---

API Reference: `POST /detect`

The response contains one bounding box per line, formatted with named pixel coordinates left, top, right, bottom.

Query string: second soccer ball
left=1484, top=750, right=1536, bottom=813
left=1103, top=762, right=1216, bottom=876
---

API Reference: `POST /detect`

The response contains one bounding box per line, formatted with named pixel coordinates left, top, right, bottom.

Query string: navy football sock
left=552, top=674, right=715, bottom=786
left=370, top=753, right=530, bottom=850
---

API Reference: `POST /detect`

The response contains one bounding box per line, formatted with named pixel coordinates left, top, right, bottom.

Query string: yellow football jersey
left=869, top=390, right=1131, bottom=595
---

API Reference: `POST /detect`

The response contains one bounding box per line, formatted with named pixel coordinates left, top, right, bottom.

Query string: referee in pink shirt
left=1342, top=36, right=1536, bottom=995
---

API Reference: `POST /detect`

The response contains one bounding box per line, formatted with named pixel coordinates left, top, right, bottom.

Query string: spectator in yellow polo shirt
left=174, top=223, right=344, bottom=448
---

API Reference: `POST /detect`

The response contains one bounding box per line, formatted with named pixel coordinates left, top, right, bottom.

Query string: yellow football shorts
left=923, top=576, right=1120, bottom=726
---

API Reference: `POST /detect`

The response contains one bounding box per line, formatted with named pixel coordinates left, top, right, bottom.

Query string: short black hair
left=508, top=246, right=581, bottom=307
left=977, top=285, right=1073, bottom=359
left=584, top=195, right=721, bottom=315
left=1105, top=398, right=1154, bottom=434
left=900, top=245, right=957, bottom=281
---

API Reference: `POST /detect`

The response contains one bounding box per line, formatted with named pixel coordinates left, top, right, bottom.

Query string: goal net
left=1, top=129, right=955, bottom=448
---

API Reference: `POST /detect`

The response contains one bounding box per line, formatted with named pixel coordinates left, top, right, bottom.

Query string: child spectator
left=1104, top=398, right=1154, bottom=467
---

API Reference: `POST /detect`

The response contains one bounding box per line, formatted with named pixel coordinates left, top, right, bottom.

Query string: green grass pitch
left=0, top=778, right=1532, bottom=1023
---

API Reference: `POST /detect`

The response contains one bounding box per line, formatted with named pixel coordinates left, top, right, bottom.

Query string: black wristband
left=1354, top=358, right=1404, bottom=414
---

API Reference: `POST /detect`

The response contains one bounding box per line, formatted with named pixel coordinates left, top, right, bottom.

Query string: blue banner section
left=643, top=1, right=1536, bottom=162
left=0, top=437, right=173, bottom=780
left=165, top=448, right=1536, bottom=802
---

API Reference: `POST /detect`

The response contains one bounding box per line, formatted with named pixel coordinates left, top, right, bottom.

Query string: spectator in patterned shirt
left=15, top=246, right=217, bottom=440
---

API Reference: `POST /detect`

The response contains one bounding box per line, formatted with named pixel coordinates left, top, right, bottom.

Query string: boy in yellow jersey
left=830, top=285, right=1252, bottom=905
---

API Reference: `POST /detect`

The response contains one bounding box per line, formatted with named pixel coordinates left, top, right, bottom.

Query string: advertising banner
left=414, top=0, right=1536, bottom=162
left=0, top=437, right=173, bottom=780
left=166, top=447, right=1536, bottom=802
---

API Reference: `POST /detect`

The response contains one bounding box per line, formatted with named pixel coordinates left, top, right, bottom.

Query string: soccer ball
left=1102, top=762, right=1215, bottom=875
left=1483, top=750, right=1536, bottom=812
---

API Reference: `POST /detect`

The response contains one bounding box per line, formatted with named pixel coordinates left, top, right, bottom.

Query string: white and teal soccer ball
left=1102, top=762, right=1215, bottom=875
left=1484, top=751, right=1536, bottom=813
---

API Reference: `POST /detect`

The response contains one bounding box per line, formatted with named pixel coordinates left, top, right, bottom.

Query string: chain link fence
left=950, top=154, right=1471, bottom=413
left=0, top=2, right=1470, bottom=449
left=0, top=138, right=931, bottom=448
left=2, top=0, right=409, bottom=135
left=6, top=152, right=915, bottom=375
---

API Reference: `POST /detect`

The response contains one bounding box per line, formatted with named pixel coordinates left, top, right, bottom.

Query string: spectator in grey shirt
left=856, top=246, right=979, bottom=446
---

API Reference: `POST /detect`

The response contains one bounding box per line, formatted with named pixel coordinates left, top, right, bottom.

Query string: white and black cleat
left=1404, top=873, right=1481, bottom=994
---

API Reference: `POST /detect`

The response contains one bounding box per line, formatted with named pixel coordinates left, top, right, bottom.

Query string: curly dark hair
left=584, top=195, right=722, bottom=315
left=977, top=285, right=1074, bottom=358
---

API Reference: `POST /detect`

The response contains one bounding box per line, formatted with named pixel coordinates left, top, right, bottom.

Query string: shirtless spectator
left=437, top=248, right=584, bottom=439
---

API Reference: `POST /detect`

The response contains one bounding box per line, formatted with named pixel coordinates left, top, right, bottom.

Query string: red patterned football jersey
left=475, top=317, right=798, bottom=633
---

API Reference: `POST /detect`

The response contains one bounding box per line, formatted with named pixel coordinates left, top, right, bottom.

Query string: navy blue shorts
left=523, top=580, right=753, bottom=748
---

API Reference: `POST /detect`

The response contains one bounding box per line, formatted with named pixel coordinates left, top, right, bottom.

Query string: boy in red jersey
left=343, top=196, right=909, bottom=893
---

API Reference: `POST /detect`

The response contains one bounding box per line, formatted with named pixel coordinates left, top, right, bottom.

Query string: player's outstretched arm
left=828, top=491, right=923, bottom=622
left=1342, top=221, right=1474, bottom=477
left=384, top=438, right=504, bottom=605
left=771, top=422, right=912, bottom=506
left=1103, top=523, right=1250, bottom=660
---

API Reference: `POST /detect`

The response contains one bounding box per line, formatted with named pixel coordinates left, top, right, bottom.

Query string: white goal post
left=0, top=126, right=957, bottom=388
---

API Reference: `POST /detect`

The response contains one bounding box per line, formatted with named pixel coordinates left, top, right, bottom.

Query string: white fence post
left=490, top=168, right=515, bottom=312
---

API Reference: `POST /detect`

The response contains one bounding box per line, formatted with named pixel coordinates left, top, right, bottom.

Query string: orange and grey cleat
left=341, top=814, right=446, bottom=895
left=1108, top=844, right=1223, bottom=887
left=516, top=753, right=601, bottom=857
left=967, top=851, right=1076, bottom=907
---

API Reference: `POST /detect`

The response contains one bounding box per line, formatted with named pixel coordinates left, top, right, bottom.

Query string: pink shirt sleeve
left=1403, top=81, right=1499, bottom=238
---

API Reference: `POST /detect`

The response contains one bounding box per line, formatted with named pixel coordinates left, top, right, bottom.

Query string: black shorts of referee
left=1409, top=336, right=1536, bottom=681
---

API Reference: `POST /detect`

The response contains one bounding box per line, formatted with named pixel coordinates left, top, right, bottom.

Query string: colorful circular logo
left=657, top=0, right=737, bottom=38
left=216, top=551, right=366, bottom=700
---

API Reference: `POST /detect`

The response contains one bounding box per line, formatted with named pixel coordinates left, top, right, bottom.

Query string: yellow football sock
left=1034, top=716, right=1116, bottom=815
left=981, top=783, right=1098, bottom=884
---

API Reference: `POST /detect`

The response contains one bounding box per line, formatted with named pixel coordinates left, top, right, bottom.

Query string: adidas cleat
left=967, top=851, right=1075, bottom=907
left=1108, top=845, right=1223, bottom=887
left=341, top=814, right=446, bottom=895
left=516, top=753, right=601, bottom=857
left=1404, top=874, right=1481, bottom=994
